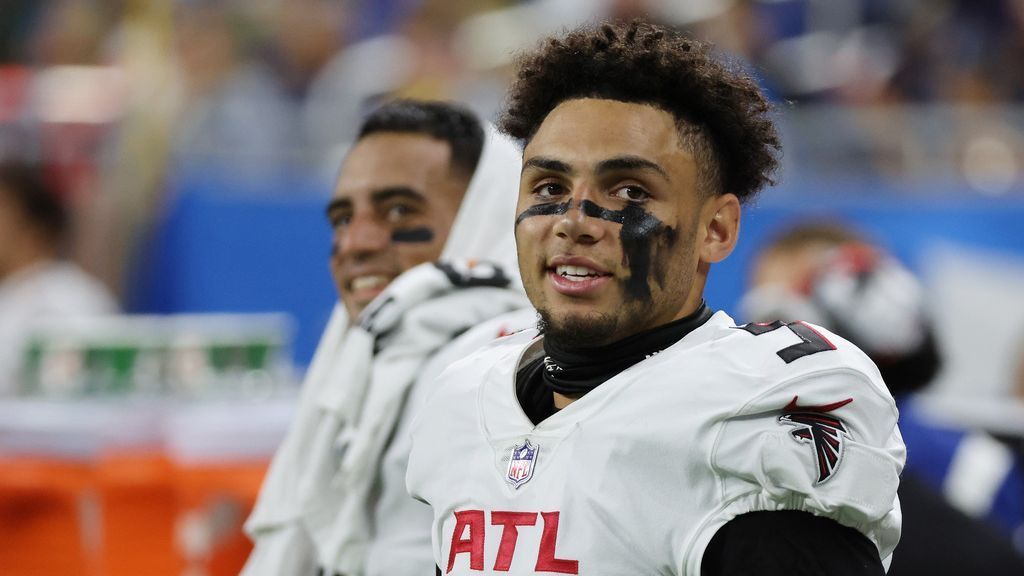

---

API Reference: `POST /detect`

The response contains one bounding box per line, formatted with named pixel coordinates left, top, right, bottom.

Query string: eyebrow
left=370, top=186, right=426, bottom=204
left=521, top=155, right=669, bottom=182
left=522, top=156, right=574, bottom=176
left=325, top=186, right=426, bottom=217
left=325, top=197, right=350, bottom=217
left=595, top=155, right=670, bottom=181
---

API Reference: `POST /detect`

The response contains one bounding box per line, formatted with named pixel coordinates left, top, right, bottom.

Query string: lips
left=349, top=275, right=389, bottom=292
left=554, top=264, right=605, bottom=282
left=546, top=257, right=612, bottom=296
left=343, top=273, right=393, bottom=305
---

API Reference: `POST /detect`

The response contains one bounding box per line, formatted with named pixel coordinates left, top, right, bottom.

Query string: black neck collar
left=541, top=302, right=714, bottom=397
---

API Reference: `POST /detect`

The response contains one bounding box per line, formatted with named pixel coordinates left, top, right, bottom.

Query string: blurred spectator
left=741, top=221, right=1024, bottom=566
left=169, top=1, right=303, bottom=174
left=29, top=0, right=112, bottom=67
left=169, top=0, right=401, bottom=176
left=290, top=0, right=513, bottom=171
left=733, top=0, right=1024, bottom=105
left=267, top=0, right=349, bottom=100
left=0, top=161, right=117, bottom=394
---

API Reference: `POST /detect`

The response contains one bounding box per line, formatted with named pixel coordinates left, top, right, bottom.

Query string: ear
left=699, top=193, right=740, bottom=264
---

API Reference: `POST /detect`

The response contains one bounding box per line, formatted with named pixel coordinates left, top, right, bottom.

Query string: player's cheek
left=396, top=243, right=436, bottom=272
left=514, top=222, right=543, bottom=260
left=512, top=214, right=535, bottom=253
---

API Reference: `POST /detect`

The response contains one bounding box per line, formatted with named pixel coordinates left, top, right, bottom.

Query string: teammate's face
left=328, top=133, right=469, bottom=318
left=515, top=98, right=740, bottom=346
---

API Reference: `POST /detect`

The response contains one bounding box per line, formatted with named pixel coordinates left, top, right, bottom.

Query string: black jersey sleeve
left=701, top=510, right=884, bottom=576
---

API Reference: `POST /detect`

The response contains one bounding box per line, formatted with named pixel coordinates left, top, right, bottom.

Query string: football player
left=407, top=21, right=904, bottom=575
left=243, top=100, right=529, bottom=576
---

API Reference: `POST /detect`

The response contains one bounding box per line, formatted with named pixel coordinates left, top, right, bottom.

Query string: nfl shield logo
left=506, top=439, right=539, bottom=489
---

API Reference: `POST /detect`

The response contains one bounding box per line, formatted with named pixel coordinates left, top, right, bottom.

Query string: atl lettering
left=447, top=510, right=579, bottom=574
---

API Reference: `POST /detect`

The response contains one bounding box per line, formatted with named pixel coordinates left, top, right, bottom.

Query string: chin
left=341, top=295, right=371, bottom=318
left=537, top=308, right=621, bottom=349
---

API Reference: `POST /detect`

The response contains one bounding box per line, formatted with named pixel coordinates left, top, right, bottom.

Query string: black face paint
left=515, top=198, right=676, bottom=301
left=578, top=200, right=676, bottom=301
left=515, top=200, right=572, bottom=226
left=391, top=227, right=434, bottom=243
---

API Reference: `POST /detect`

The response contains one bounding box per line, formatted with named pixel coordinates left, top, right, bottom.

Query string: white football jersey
left=407, top=311, right=904, bottom=575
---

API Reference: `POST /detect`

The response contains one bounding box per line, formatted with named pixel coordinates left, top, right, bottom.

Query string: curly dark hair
left=499, top=20, right=780, bottom=202
left=358, top=99, right=485, bottom=179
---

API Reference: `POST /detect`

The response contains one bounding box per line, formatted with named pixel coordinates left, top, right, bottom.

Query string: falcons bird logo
left=778, top=396, right=853, bottom=484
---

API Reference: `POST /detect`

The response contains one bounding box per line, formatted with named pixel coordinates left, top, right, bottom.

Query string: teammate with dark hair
left=327, top=99, right=486, bottom=317
left=243, top=99, right=528, bottom=576
left=357, top=99, right=485, bottom=182
left=407, top=21, right=903, bottom=575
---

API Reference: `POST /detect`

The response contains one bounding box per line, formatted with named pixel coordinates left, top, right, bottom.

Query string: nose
left=552, top=185, right=608, bottom=245
left=336, top=213, right=390, bottom=259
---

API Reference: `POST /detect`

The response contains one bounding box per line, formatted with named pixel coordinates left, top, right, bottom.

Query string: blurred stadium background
left=1, top=0, right=1023, bottom=573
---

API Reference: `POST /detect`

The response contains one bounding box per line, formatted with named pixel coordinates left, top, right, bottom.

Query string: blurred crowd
left=1, top=0, right=1023, bottom=300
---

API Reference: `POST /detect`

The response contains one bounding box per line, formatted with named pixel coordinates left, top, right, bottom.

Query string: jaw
left=537, top=305, right=622, bottom=348
left=338, top=273, right=396, bottom=318
left=341, top=289, right=385, bottom=318
left=534, top=277, right=634, bottom=347
left=538, top=279, right=700, bottom=347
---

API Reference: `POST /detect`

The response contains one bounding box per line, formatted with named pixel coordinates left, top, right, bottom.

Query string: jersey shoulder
left=700, top=314, right=898, bottom=443
left=694, top=313, right=889, bottom=399
left=683, top=315, right=904, bottom=573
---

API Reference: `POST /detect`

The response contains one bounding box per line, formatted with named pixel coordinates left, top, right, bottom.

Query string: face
left=327, top=132, right=469, bottom=318
left=515, top=98, right=740, bottom=347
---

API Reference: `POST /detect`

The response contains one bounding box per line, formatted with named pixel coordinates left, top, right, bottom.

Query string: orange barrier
left=0, top=454, right=267, bottom=576
left=173, top=460, right=267, bottom=576
left=0, top=458, right=95, bottom=575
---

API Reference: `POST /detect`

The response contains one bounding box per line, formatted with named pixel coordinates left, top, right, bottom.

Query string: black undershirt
left=515, top=302, right=713, bottom=425
left=702, top=511, right=885, bottom=576
left=512, top=304, right=886, bottom=576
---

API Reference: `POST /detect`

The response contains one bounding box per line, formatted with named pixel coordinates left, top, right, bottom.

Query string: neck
left=542, top=302, right=713, bottom=408
left=554, top=391, right=577, bottom=409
